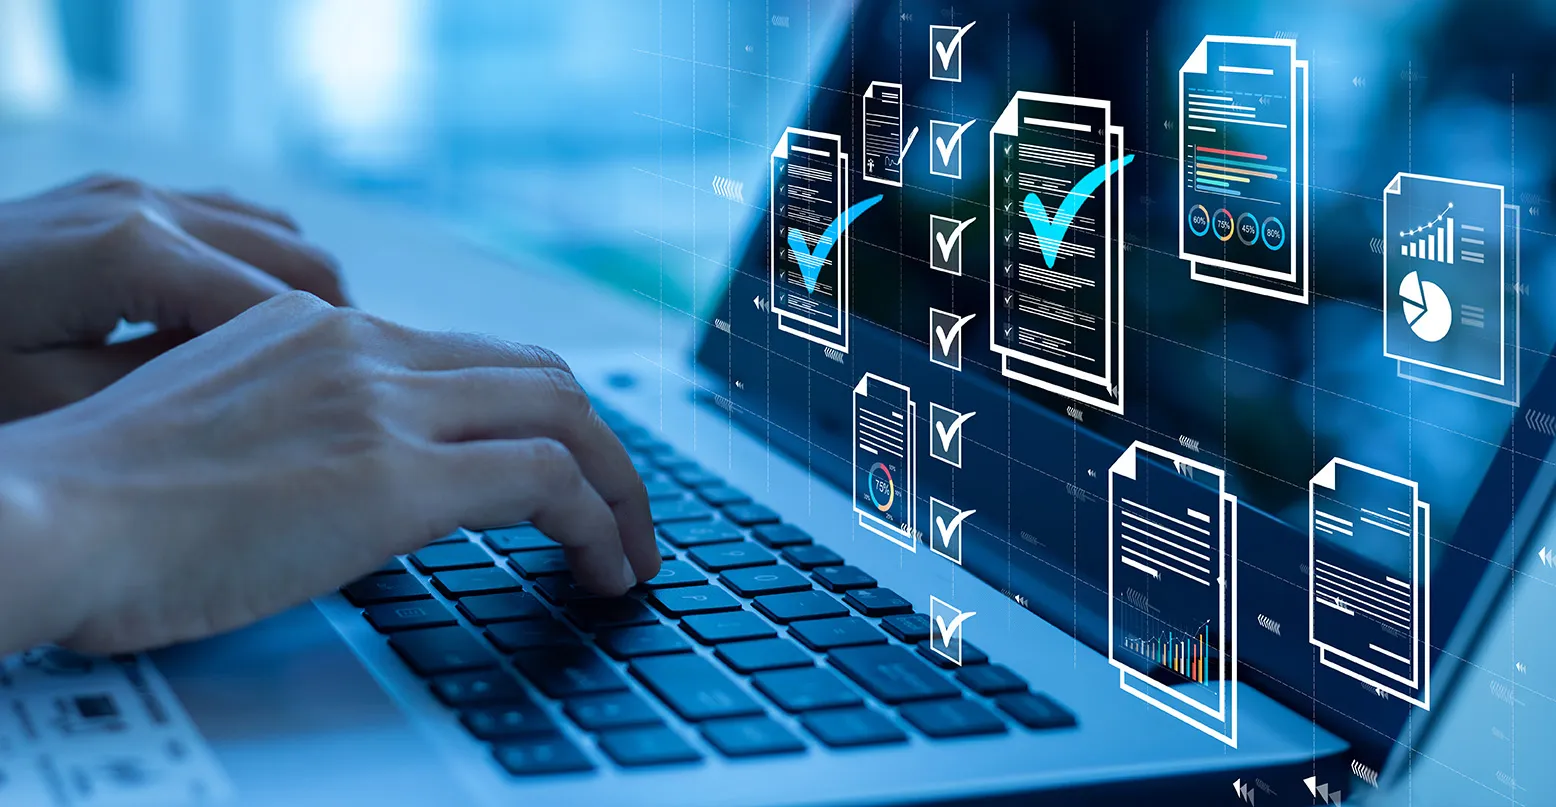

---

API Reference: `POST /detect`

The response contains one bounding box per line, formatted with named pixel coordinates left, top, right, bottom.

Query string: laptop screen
left=696, top=0, right=1556, bottom=774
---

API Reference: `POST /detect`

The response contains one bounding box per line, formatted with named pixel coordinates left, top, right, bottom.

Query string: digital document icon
left=853, top=373, right=917, bottom=551
left=772, top=128, right=882, bottom=354
left=929, top=596, right=976, bottom=666
left=1384, top=173, right=1521, bottom=405
left=1309, top=458, right=1431, bottom=710
left=1109, top=441, right=1238, bottom=747
left=862, top=81, right=909, bottom=187
left=989, top=92, right=1128, bottom=413
left=1179, top=36, right=1310, bottom=304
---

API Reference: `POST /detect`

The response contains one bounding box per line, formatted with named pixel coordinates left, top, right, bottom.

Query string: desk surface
left=0, top=120, right=693, bottom=358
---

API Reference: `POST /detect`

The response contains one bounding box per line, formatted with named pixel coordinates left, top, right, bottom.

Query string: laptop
left=8, top=1, right=1551, bottom=805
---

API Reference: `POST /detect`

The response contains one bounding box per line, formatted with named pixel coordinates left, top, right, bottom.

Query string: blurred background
left=0, top=0, right=821, bottom=319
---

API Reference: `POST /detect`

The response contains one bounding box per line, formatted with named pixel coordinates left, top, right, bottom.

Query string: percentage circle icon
left=1187, top=204, right=1210, bottom=237
left=868, top=462, right=895, bottom=512
left=1212, top=208, right=1235, bottom=242
left=1236, top=213, right=1259, bottom=246
left=1262, top=216, right=1285, bottom=250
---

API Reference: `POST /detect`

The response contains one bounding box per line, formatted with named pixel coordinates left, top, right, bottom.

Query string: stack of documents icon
left=853, top=373, right=917, bottom=551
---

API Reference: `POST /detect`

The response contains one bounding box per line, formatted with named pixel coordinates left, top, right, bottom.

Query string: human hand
left=0, top=292, right=655, bottom=655
left=0, top=173, right=346, bottom=423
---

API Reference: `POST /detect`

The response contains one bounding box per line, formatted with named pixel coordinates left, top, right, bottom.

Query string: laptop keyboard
left=338, top=405, right=1077, bottom=776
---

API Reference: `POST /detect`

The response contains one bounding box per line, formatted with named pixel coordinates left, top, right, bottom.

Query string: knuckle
left=262, top=288, right=331, bottom=317
left=82, top=172, right=145, bottom=195
left=525, top=438, right=580, bottom=488
left=518, top=344, right=571, bottom=373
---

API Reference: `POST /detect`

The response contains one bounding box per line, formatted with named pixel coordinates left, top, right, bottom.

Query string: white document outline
left=930, top=214, right=975, bottom=276
left=853, top=373, right=917, bottom=551
left=928, top=496, right=973, bottom=565
left=929, top=595, right=975, bottom=665
left=988, top=92, right=1126, bottom=414
left=928, top=23, right=973, bottom=83
left=929, top=307, right=972, bottom=371
left=1178, top=35, right=1310, bottom=304
left=1383, top=173, right=1520, bottom=405
left=1308, top=458, right=1432, bottom=711
left=1108, top=441, right=1238, bottom=748
left=771, top=127, right=851, bottom=353
left=862, top=81, right=906, bottom=188
left=928, top=402, right=973, bottom=468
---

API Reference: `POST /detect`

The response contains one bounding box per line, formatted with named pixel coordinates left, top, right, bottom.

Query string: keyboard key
left=660, top=520, right=743, bottom=547
left=751, top=523, right=813, bottom=549
left=715, top=639, right=814, bottom=674
left=696, top=485, right=751, bottom=507
left=657, top=540, right=677, bottom=560
left=643, top=479, right=685, bottom=500
left=701, top=717, right=805, bottom=758
left=788, top=617, right=887, bottom=652
left=565, top=598, right=659, bottom=632
left=597, top=726, right=702, bottom=767
left=431, top=670, right=529, bottom=708
left=752, top=667, right=863, bottom=713
left=432, top=567, right=522, bottom=598
left=492, top=737, right=593, bottom=776
left=630, top=654, right=765, bottom=722
left=457, top=592, right=548, bottom=625
left=682, top=611, right=777, bottom=645
left=648, top=585, right=741, bottom=617
left=342, top=574, right=431, bottom=606
left=597, top=625, right=692, bottom=659
left=844, top=588, right=913, bottom=617
left=812, top=565, right=877, bottom=592
left=669, top=466, right=724, bottom=488
left=364, top=601, right=456, bottom=633
left=996, top=692, right=1077, bottom=730
left=641, top=560, right=707, bottom=589
left=565, top=691, right=662, bottom=731
left=461, top=703, right=558, bottom=740
left=411, top=542, right=494, bottom=572
left=535, top=575, right=596, bottom=605
left=899, top=699, right=1007, bottom=738
left=651, top=498, right=716, bottom=524
left=653, top=455, right=698, bottom=472
left=828, top=645, right=961, bottom=704
left=508, top=549, right=571, bottom=579
left=483, top=525, right=556, bottom=554
left=781, top=545, right=844, bottom=570
left=722, top=503, right=780, bottom=527
left=957, top=664, right=1029, bottom=696
left=687, top=542, right=776, bottom=572
left=753, top=591, right=849, bottom=623
left=513, top=647, right=627, bottom=698
left=390, top=628, right=495, bottom=676
left=485, top=619, right=581, bottom=653
left=881, top=613, right=931, bottom=643
left=801, top=708, right=908, bottom=748
left=916, top=641, right=989, bottom=668
left=720, top=566, right=811, bottom=597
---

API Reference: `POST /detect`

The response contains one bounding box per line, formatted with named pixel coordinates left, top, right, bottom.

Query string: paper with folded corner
left=853, top=373, right=916, bottom=551
left=770, top=127, right=851, bottom=353
left=861, top=82, right=905, bottom=187
left=1108, top=441, right=1238, bottom=748
left=0, top=648, right=232, bottom=806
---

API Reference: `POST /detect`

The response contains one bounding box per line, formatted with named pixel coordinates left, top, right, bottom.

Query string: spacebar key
left=630, top=654, right=765, bottom=722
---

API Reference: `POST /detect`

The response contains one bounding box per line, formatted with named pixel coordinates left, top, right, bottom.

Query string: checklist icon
left=929, top=403, right=975, bottom=468
left=929, top=22, right=976, bottom=83
left=929, top=497, right=975, bottom=566
left=929, top=119, right=976, bottom=179
left=929, top=308, right=975, bottom=371
left=929, top=214, right=976, bottom=276
left=929, top=595, right=977, bottom=666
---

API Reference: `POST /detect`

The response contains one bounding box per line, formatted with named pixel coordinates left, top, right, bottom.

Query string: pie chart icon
left=1399, top=270, right=1452, bottom=343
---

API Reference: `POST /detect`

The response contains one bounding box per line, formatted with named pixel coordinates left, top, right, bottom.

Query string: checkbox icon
left=929, top=402, right=975, bottom=468
left=930, top=119, right=976, bottom=179
left=929, top=214, right=976, bottom=276
left=929, top=307, right=975, bottom=371
left=929, top=497, right=974, bottom=566
left=929, top=22, right=975, bottom=83
left=929, top=595, right=976, bottom=666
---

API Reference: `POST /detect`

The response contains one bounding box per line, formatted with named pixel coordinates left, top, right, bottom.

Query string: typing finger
left=169, top=199, right=349, bottom=306
left=177, top=189, right=301, bottom=232
left=121, top=213, right=292, bottom=333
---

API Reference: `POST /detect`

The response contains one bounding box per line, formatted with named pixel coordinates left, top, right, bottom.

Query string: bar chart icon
left=1400, top=202, right=1455, bottom=263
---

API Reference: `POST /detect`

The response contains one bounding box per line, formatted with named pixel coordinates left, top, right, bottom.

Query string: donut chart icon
left=1399, top=270, right=1451, bottom=343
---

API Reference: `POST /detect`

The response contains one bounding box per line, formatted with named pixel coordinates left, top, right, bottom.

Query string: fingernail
left=620, top=555, right=639, bottom=591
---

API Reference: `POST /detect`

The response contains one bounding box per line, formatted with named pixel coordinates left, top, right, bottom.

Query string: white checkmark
left=933, top=507, right=976, bottom=547
left=933, top=217, right=977, bottom=262
left=933, top=119, right=978, bottom=168
left=900, top=126, right=919, bottom=160
left=933, top=609, right=977, bottom=646
left=934, top=410, right=976, bottom=451
left=932, top=21, right=976, bottom=70
left=933, top=312, right=976, bottom=356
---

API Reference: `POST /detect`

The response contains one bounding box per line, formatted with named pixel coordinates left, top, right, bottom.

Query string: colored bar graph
left=1197, top=146, right=1268, bottom=161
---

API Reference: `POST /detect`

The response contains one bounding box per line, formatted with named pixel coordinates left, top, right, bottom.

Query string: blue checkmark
left=787, top=194, right=883, bottom=293
left=1022, top=155, right=1134, bottom=269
